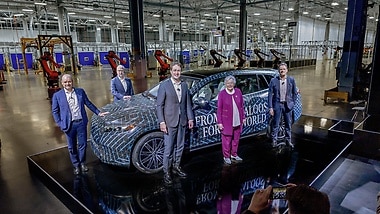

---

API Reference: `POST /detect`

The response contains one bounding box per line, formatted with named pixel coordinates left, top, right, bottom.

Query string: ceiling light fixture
left=22, top=9, right=33, bottom=12
left=34, top=2, right=47, bottom=6
left=84, top=7, right=93, bottom=11
left=122, top=11, right=129, bottom=14
left=331, top=2, right=339, bottom=6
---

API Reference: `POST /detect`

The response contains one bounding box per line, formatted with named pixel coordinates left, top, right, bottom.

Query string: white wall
left=297, top=16, right=328, bottom=43
left=0, top=29, right=77, bottom=43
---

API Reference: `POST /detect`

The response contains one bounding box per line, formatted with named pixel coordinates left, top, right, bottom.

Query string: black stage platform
left=27, top=115, right=379, bottom=213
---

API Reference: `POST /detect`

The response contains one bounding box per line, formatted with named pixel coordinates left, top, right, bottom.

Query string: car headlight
left=103, top=119, right=136, bottom=132
left=104, top=124, right=136, bottom=132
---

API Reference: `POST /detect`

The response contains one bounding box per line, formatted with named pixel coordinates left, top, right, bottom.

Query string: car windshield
left=145, top=76, right=200, bottom=98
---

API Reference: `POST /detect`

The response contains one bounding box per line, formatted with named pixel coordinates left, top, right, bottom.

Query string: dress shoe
left=287, top=141, right=295, bottom=149
left=172, top=166, right=187, bottom=177
left=73, top=167, right=80, bottom=175
left=271, top=140, right=278, bottom=147
left=81, top=164, right=89, bottom=172
left=164, top=173, right=172, bottom=185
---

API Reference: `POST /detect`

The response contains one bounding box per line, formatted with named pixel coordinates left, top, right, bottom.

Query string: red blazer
left=217, top=88, right=245, bottom=135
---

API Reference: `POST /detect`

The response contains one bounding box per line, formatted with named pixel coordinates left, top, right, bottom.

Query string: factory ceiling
left=0, top=0, right=379, bottom=39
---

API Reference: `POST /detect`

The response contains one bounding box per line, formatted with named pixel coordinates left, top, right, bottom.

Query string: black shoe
left=272, top=140, right=277, bottom=147
left=287, top=141, right=295, bottom=149
left=81, top=164, right=89, bottom=172
left=172, top=166, right=187, bottom=177
left=164, top=173, right=172, bottom=185
left=73, top=167, right=80, bottom=175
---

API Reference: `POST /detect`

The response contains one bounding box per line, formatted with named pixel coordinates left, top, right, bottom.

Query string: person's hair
left=224, top=75, right=236, bottom=85
left=61, top=74, right=72, bottom=82
left=171, top=62, right=182, bottom=70
left=278, top=62, right=288, bottom=70
left=116, top=65, right=125, bottom=71
left=286, top=184, right=330, bottom=214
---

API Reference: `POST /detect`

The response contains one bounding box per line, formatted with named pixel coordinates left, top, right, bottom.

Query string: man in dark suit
left=52, top=74, right=108, bottom=175
left=111, top=65, right=134, bottom=102
left=268, top=62, right=298, bottom=148
left=156, top=62, right=194, bottom=185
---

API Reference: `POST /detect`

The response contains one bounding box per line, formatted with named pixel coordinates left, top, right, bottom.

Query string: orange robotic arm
left=106, top=51, right=127, bottom=77
left=154, top=50, right=173, bottom=75
left=39, top=52, right=61, bottom=88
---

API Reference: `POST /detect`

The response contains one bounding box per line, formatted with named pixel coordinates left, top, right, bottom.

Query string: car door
left=190, top=76, right=223, bottom=151
left=234, top=74, right=270, bottom=136
left=189, top=72, right=272, bottom=151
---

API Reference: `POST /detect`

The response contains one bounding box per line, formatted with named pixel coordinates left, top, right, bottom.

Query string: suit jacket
left=110, top=77, right=134, bottom=101
left=217, top=88, right=245, bottom=135
left=268, top=76, right=297, bottom=111
left=52, top=88, right=100, bottom=132
left=156, top=78, right=194, bottom=127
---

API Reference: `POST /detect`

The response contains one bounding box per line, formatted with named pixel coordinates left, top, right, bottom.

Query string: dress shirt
left=280, top=78, right=287, bottom=102
left=171, top=78, right=181, bottom=102
left=226, top=89, right=241, bottom=127
left=64, top=89, right=82, bottom=121
left=119, top=77, right=128, bottom=91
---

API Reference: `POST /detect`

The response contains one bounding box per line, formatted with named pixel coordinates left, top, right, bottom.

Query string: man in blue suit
left=52, top=74, right=108, bottom=175
left=156, top=62, right=194, bottom=185
left=111, top=65, right=134, bottom=102
left=268, top=63, right=298, bottom=148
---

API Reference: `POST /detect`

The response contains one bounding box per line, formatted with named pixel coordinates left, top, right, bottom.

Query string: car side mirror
left=193, top=97, right=210, bottom=110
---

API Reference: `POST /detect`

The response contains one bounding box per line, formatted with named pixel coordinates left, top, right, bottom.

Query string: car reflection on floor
left=92, top=138, right=297, bottom=214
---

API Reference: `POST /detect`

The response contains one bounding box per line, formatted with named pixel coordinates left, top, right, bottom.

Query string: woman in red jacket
left=217, top=75, right=246, bottom=165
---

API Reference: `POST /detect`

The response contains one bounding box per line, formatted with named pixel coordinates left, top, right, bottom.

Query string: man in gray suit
left=156, top=62, right=194, bottom=185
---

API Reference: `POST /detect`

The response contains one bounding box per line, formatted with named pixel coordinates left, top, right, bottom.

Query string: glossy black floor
left=1, top=60, right=379, bottom=213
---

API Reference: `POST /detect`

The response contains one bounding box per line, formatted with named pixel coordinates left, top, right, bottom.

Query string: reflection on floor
left=28, top=114, right=378, bottom=214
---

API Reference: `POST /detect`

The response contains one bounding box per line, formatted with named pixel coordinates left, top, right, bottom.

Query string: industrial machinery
left=270, top=49, right=286, bottom=69
left=209, top=49, right=227, bottom=68
left=39, top=51, right=61, bottom=99
left=234, top=49, right=250, bottom=68
left=154, top=50, right=173, bottom=81
left=105, top=50, right=127, bottom=78
left=254, top=49, right=269, bottom=68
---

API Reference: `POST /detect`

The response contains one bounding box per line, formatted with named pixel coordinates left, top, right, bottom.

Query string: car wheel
left=132, top=132, right=164, bottom=174
left=134, top=185, right=166, bottom=212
